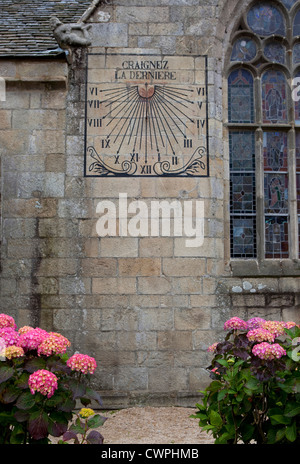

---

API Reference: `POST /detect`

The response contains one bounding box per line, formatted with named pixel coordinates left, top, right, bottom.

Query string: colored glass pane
left=265, top=216, right=289, bottom=258
left=247, top=4, right=285, bottom=36
left=261, top=70, right=287, bottom=123
left=299, top=217, right=300, bottom=258
left=293, top=9, right=300, bottom=36
left=294, top=131, right=300, bottom=171
left=297, top=174, right=300, bottom=213
left=230, top=217, right=256, bottom=257
left=228, top=69, right=254, bottom=123
left=229, top=131, right=255, bottom=171
left=264, top=42, right=285, bottom=64
left=280, top=0, right=298, bottom=10
left=231, top=38, right=257, bottom=61
left=297, top=130, right=300, bottom=214
left=263, top=131, right=288, bottom=171
left=293, top=43, right=300, bottom=63
left=294, top=74, right=300, bottom=125
left=264, top=173, right=288, bottom=214
left=231, top=173, right=255, bottom=213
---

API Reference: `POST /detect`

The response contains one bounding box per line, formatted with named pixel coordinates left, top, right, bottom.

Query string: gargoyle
left=50, top=16, right=92, bottom=49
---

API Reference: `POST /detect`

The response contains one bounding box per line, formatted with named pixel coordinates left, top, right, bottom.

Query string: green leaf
left=245, top=378, right=260, bottom=391
left=0, top=365, right=14, bottom=384
left=70, top=418, right=85, bottom=435
left=16, top=391, right=36, bottom=410
left=216, top=432, right=233, bottom=444
left=285, top=421, right=297, bottom=442
left=275, top=427, right=287, bottom=443
left=217, top=389, right=227, bottom=401
left=195, top=402, right=206, bottom=411
left=200, top=424, right=214, bottom=431
left=10, top=424, right=25, bottom=444
left=209, top=409, right=223, bottom=428
left=192, top=411, right=207, bottom=421
left=1, top=385, right=20, bottom=404
left=57, top=396, right=76, bottom=413
left=216, top=359, right=229, bottom=367
left=0, top=411, right=16, bottom=425
left=15, top=372, right=30, bottom=390
left=270, top=414, right=291, bottom=425
left=284, top=406, right=300, bottom=418
left=206, top=380, right=222, bottom=392
left=241, top=424, right=255, bottom=443
left=87, top=414, right=107, bottom=429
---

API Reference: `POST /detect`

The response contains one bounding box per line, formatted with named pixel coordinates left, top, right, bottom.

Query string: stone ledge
left=91, top=391, right=203, bottom=409
left=230, top=259, right=300, bottom=277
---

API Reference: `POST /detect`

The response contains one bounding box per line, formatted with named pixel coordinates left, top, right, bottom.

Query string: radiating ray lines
left=97, top=84, right=195, bottom=156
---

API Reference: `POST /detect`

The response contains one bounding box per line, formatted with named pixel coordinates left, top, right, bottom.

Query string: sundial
left=84, top=54, right=209, bottom=177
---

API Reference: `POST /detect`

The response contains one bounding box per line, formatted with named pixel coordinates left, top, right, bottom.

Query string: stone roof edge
left=79, top=0, right=111, bottom=23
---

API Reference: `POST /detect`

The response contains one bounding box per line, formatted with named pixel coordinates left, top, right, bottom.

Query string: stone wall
left=0, top=0, right=299, bottom=408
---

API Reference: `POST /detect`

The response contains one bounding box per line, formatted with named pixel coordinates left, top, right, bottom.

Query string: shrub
left=193, top=317, right=300, bottom=444
left=0, top=313, right=106, bottom=444
left=59, top=407, right=105, bottom=444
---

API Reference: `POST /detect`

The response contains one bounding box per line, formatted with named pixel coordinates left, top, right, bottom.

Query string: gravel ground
left=98, top=407, right=215, bottom=444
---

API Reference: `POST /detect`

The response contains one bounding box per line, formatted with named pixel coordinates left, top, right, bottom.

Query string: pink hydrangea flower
left=211, top=367, right=220, bottom=375
left=247, top=328, right=275, bottom=343
left=252, top=342, right=286, bottom=360
left=0, top=327, right=20, bottom=347
left=260, top=321, right=286, bottom=338
left=284, top=321, right=297, bottom=329
left=18, top=326, right=34, bottom=335
left=0, top=314, right=17, bottom=330
left=38, top=332, right=71, bottom=356
left=246, top=317, right=266, bottom=330
left=5, top=345, right=25, bottom=360
left=28, top=369, right=58, bottom=398
left=224, top=317, right=248, bottom=331
left=207, top=342, right=219, bottom=353
left=18, top=328, right=49, bottom=351
left=67, top=353, right=97, bottom=374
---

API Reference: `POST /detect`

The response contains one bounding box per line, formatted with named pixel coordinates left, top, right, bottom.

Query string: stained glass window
left=247, top=4, right=285, bottom=36
left=261, top=70, right=287, bottom=124
left=265, top=216, right=289, bottom=258
left=229, top=2, right=299, bottom=261
left=296, top=132, right=300, bottom=257
left=231, top=217, right=256, bottom=258
left=264, top=174, right=288, bottom=214
left=280, top=0, right=298, bottom=10
left=229, top=131, right=255, bottom=171
left=229, top=130, right=256, bottom=257
left=293, top=9, right=300, bottom=36
left=228, top=69, right=254, bottom=123
left=231, top=38, right=257, bottom=62
left=293, top=43, right=300, bottom=63
left=264, top=42, right=285, bottom=64
left=294, top=73, right=300, bottom=125
left=263, top=131, right=288, bottom=172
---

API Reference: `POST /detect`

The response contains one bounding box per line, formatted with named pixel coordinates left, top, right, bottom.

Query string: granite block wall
left=0, top=0, right=299, bottom=408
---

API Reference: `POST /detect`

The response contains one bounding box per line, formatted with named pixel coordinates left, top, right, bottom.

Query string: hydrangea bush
left=193, top=317, right=300, bottom=444
left=0, top=313, right=106, bottom=444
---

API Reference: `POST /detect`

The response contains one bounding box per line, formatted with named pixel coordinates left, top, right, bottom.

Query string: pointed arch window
left=228, top=1, right=300, bottom=261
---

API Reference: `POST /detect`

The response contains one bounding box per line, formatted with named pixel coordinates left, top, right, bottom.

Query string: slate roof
left=0, top=0, right=96, bottom=57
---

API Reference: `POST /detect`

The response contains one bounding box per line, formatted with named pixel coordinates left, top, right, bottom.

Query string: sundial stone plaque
left=84, top=53, right=209, bottom=177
